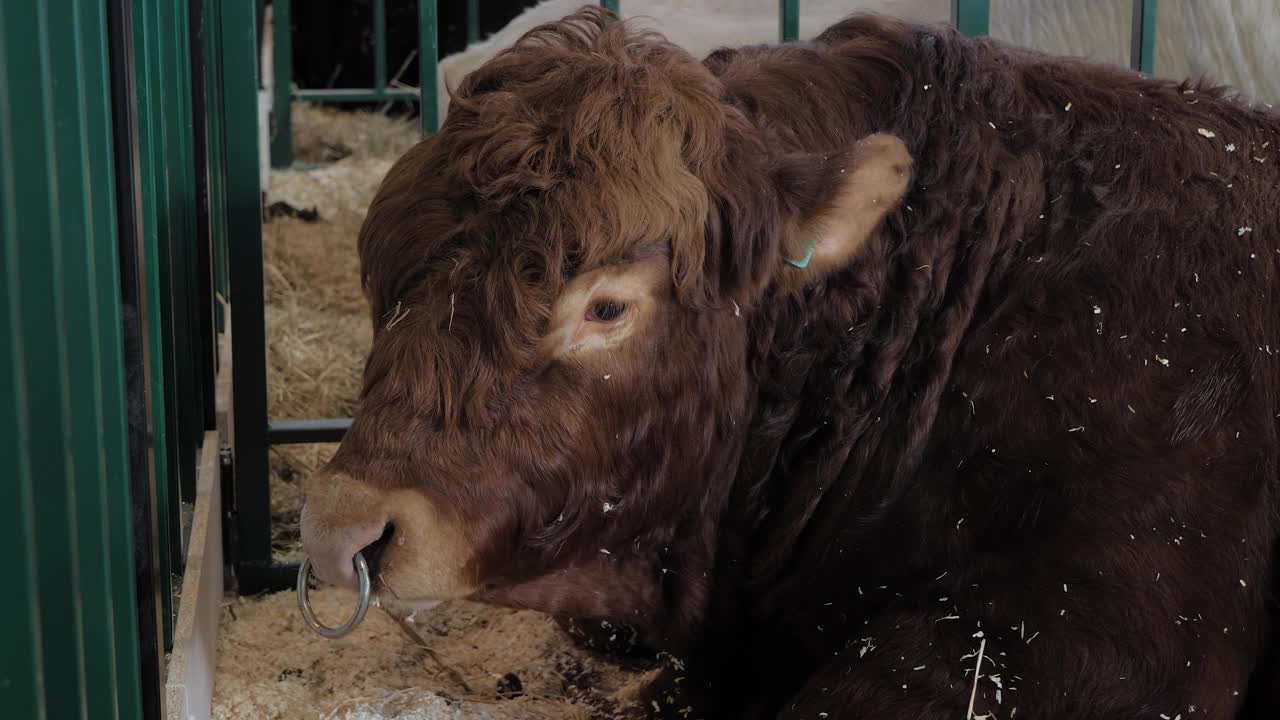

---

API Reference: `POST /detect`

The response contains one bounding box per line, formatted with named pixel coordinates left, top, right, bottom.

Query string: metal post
left=202, top=0, right=231, bottom=329
left=134, top=0, right=180, bottom=654
left=951, top=0, right=989, bottom=37
left=189, top=0, right=218, bottom=433
left=419, top=0, right=439, bottom=134
left=1130, top=0, right=1157, bottom=74
left=270, top=0, right=292, bottom=167
left=779, top=0, right=799, bottom=42
left=172, top=0, right=204, bottom=521
left=104, top=0, right=159, bottom=714
left=0, top=1, right=91, bottom=700
left=223, top=0, right=271, bottom=573
left=156, top=0, right=196, bottom=593
left=374, top=0, right=386, bottom=95
left=467, top=0, right=480, bottom=44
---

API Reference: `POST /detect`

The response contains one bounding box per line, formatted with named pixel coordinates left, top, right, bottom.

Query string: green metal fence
left=951, top=0, right=1158, bottom=73
left=1, top=1, right=143, bottom=716
left=268, top=0, right=1160, bottom=173
left=270, top=0, right=444, bottom=167
left=2, top=0, right=257, bottom=715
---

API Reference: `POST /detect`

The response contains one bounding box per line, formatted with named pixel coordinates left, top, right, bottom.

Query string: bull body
left=300, top=9, right=1280, bottom=719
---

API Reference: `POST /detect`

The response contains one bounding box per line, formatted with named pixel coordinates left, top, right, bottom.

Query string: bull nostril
left=361, top=522, right=396, bottom=582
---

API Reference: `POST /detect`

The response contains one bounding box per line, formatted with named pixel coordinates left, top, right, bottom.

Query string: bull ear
left=770, top=133, right=912, bottom=290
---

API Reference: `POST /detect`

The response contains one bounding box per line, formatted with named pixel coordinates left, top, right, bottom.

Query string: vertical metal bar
left=56, top=0, right=133, bottom=713
left=156, top=0, right=193, bottom=602
left=0, top=4, right=55, bottom=715
left=374, top=0, right=387, bottom=94
left=419, top=0, right=439, bottom=134
left=205, top=0, right=230, bottom=319
left=190, top=0, right=217, bottom=435
left=48, top=0, right=116, bottom=710
left=600, top=0, right=619, bottom=14
left=951, top=0, right=990, bottom=37
left=466, top=0, right=480, bottom=45
left=1130, top=0, right=1158, bottom=74
left=148, top=0, right=182, bottom=610
left=5, top=2, right=93, bottom=716
left=173, top=0, right=205, bottom=528
left=222, top=0, right=271, bottom=571
left=132, top=0, right=177, bottom=656
left=270, top=0, right=292, bottom=167
left=103, top=0, right=155, bottom=714
left=779, top=0, right=799, bottom=42
left=0, top=140, right=47, bottom=720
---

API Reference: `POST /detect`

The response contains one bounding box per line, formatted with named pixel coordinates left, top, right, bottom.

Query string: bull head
left=299, top=6, right=911, bottom=646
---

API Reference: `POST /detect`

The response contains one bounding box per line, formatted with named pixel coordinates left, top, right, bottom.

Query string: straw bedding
left=213, top=102, right=649, bottom=719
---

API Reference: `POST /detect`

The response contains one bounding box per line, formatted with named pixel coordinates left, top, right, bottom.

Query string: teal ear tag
left=783, top=232, right=819, bottom=269
left=783, top=241, right=815, bottom=268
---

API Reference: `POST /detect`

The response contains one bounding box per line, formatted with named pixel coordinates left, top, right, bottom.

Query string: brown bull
left=299, top=7, right=1280, bottom=718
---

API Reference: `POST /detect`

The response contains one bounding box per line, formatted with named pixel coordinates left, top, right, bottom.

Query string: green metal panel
left=189, top=0, right=223, bottom=428
left=271, top=0, right=293, bottom=167
left=132, top=0, right=179, bottom=650
left=600, top=0, right=620, bottom=12
left=202, top=0, right=232, bottom=327
left=0, top=9, right=51, bottom=711
left=96, top=1, right=144, bottom=705
left=4, top=3, right=93, bottom=717
left=169, top=0, right=204, bottom=525
left=952, top=0, right=990, bottom=36
left=779, top=0, right=799, bottom=42
left=1130, top=0, right=1158, bottom=74
left=107, top=0, right=169, bottom=712
left=0, top=106, right=45, bottom=720
left=0, top=0, right=141, bottom=716
left=206, top=0, right=231, bottom=309
left=0, top=28, right=50, bottom=710
left=419, top=0, right=439, bottom=134
left=52, top=0, right=135, bottom=714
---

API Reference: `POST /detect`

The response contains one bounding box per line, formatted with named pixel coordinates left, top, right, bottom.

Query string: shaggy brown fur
left=314, top=7, right=1280, bottom=719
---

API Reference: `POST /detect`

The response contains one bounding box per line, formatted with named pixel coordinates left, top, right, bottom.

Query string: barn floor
left=212, top=103, right=652, bottom=719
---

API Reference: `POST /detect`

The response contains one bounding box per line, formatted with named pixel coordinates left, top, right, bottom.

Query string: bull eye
left=587, top=300, right=627, bottom=323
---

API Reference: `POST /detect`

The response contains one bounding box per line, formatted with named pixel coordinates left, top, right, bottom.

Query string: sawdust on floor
left=213, top=587, right=656, bottom=720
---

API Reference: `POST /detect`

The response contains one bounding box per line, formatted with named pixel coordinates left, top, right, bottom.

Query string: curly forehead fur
left=355, top=7, right=781, bottom=425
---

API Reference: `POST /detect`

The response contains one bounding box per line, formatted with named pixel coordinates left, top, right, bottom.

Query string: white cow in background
left=433, top=0, right=1280, bottom=123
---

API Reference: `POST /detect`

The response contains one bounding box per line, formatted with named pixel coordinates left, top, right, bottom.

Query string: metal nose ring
left=297, top=552, right=372, bottom=639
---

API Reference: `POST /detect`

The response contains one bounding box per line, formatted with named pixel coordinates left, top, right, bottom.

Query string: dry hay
left=288, top=102, right=425, bottom=167
left=261, top=102, right=419, bottom=560
left=213, top=587, right=656, bottom=720
left=216, top=102, right=649, bottom=718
